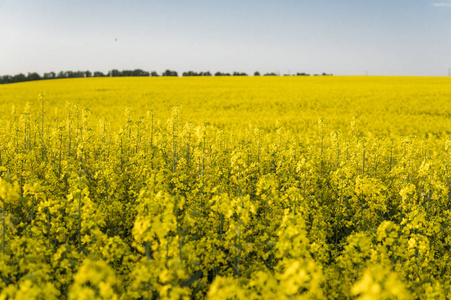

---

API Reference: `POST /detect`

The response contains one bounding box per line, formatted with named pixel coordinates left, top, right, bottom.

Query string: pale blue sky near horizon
left=0, top=0, right=450, bottom=76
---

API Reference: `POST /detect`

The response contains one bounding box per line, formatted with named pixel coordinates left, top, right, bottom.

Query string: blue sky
left=0, top=0, right=450, bottom=76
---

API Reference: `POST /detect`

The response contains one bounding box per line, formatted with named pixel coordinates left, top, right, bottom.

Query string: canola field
left=1, top=76, right=451, bottom=299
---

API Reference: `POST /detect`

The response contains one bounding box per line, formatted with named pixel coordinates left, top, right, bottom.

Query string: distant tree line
left=182, top=71, right=212, bottom=76
left=0, top=69, right=332, bottom=84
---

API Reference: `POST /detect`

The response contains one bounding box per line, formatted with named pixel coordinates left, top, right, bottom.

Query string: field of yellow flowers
left=1, top=76, right=451, bottom=299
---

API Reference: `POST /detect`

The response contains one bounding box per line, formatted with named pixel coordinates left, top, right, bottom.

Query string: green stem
left=68, top=107, right=71, bottom=156
left=78, top=183, right=82, bottom=252
left=2, top=202, right=5, bottom=255
left=362, top=149, right=366, bottom=175
left=47, top=207, right=51, bottom=250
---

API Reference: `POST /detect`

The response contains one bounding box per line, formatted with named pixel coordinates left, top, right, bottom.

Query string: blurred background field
left=1, top=76, right=450, bottom=137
